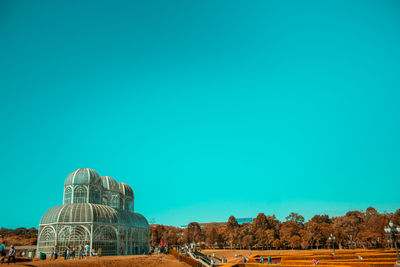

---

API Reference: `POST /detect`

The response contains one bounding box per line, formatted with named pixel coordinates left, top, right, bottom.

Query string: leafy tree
left=185, top=222, right=203, bottom=244
left=204, top=224, right=219, bottom=248
left=273, top=238, right=281, bottom=249
left=305, top=215, right=331, bottom=249
left=226, top=216, right=240, bottom=249
left=253, top=213, right=268, bottom=230
left=286, top=212, right=305, bottom=224
left=289, top=235, right=301, bottom=249
left=392, top=209, right=400, bottom=225
left=227, top=216, right=239, bottom=230
left=281, top=213, right=304, bottom=249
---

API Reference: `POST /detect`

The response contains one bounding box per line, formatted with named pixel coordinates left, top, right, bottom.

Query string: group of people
left=152, top=246, right=169, bottom=255
left=50, top=244, right=95, bottom=261
left=151, top=240, right=170, bottom=255
left=0, top=241, right=102, bottom=264
left=0, top=242, right=16, bottom=265
left=311, top=258, right=319, bottom=265
left=241, top=256, right=250, bottom=263
left=259, top=255, right=272, bottom=264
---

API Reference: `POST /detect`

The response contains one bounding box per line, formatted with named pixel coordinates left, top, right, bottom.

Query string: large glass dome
left=40, top=203, right=148, bottom=228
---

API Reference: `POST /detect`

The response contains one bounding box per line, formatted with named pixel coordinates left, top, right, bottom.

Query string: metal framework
left=37, top=168, right=149, bottom=256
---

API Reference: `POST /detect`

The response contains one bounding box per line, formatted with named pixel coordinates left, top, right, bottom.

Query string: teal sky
left=1, top=0, right=399, bottom=228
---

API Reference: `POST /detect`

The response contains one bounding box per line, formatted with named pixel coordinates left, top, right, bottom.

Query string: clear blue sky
left=1, top=0, right=399, bottom=229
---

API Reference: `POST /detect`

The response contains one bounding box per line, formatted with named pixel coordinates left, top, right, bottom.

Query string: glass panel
left=89, top=186, right=101, bottom=204
left=93, top=225, right=118, bottom=256
left=64, top=187, right=72, bottom=204
left=74, top=186, right=87, bottom=203
left=37, top=227, right=56, bottom=254
left=57, top=225, right=90, bottom=255
left=110, top=194, right=120, bottom=209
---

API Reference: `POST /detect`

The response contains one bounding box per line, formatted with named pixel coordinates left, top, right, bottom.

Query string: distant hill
left=0, top=227, right=37, bottom=246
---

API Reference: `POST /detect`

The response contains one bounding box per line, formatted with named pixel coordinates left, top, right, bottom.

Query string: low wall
left=170, top=249, right=203, bottom=267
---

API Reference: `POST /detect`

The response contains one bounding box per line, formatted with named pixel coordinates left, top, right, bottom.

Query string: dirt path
left=8, top=255, right=190, bottom=267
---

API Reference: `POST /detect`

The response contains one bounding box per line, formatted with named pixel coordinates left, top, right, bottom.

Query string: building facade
left=37, top=168, right=149, bottom=256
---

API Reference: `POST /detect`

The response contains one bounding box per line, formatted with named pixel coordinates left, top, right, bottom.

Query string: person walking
left=54, top=247, right=58, bottom=260
left=78, top=245, right=83, bottom=260
left=71, top=247, right=76, bottom=260
left=260, top=255, right=264, bottom=264
left=7, top=245, right=16, bottom=265
left=0, top=241, right=6, bottom=264
left=84, top=244, right=90, bottom=258
left=50, top=248, right=54, bottom=261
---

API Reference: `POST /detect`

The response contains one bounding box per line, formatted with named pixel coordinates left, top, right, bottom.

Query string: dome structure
left=64, top=168, right=102, bottom=187
left=63, top=168, right=103, bottom=205
left=40, top=203, right=148, bottom=228
left=101, top=176, right=119, bottom=192
left=37, top=169, right=149, bottom=256
left=118, top=182, right=134, bottom=212
left=118, top=182, right=134, bottom=198
left=101, top=176, right=121, bottom=209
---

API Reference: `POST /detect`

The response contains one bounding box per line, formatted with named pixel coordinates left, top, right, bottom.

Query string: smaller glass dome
left=64, top=168, right=102, bottom=187
left=118, top=182, right=134, bottom=198
left=101, top=176, right=119, bottom=192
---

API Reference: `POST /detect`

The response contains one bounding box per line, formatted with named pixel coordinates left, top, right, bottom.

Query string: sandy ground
left=4, top=255, right=190, bottom=267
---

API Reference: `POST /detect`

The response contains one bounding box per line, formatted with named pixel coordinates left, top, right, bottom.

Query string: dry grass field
left=6, top=255, right=190, bottom=267
left=202, top=249, right=398, bottom=267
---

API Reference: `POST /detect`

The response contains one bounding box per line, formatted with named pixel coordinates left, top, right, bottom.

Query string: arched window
left=126, top=199, right=134, bottom=212
left=58, top=226, right=90, bottom=254
left=119, top=230, right=127, bottom=255
left=74, top=186, right=87, bottom=203
left=89, top=186, right=101, bottom=204
left=110, top=194, right=120, bottom=209
left=64, top=187, right=72, bottom=204
left=93, top=226, right=117, bottom=255
left=38, top=227, right=56, bottom=254
left=120, top=197, right=124, bottom=210
left=102, top=193, right=108, bottom=205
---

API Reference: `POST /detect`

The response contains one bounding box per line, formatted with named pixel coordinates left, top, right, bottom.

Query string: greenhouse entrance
left=92, top=225, right=118, bottom=255
left=57, top=225, right=90, bottom=254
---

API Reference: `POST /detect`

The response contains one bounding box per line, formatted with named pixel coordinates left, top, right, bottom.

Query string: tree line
left=150, top=207, right=400, bottom=250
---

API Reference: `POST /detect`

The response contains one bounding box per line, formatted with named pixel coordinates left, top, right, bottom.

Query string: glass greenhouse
left=37, top=168, right=150, bottom=256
